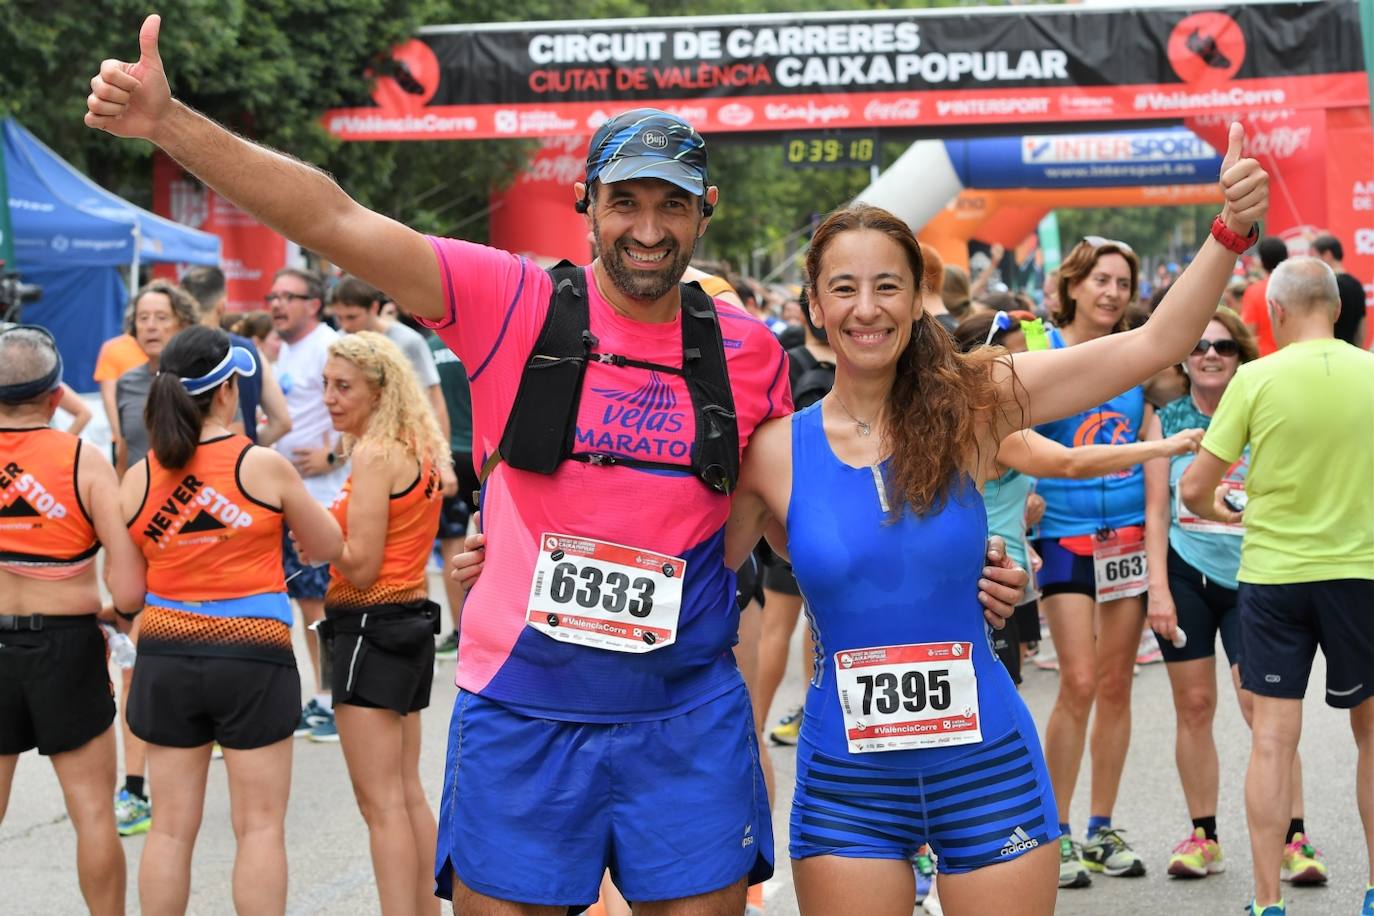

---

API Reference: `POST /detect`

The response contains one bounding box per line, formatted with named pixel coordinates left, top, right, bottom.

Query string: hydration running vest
left=480, top=261, right=740, bottom=494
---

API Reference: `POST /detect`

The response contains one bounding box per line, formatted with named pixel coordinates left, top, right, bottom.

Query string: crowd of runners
left=0, top=13, right=1371, bottom=916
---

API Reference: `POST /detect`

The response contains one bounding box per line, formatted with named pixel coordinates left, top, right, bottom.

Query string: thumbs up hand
left=84, top=14, right=172, bottom=141
left=1217, top=122, right=1269, bottom=237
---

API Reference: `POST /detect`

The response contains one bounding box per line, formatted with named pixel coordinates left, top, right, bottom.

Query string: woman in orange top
left=119, top=326, right=342, bottom=915
left=0, top=326, right=145, bottom=916
left=310, top=331, right=447, bottom=916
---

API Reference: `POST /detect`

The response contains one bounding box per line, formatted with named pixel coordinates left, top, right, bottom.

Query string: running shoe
left=114, top=789, right=151, bottom=837
left=768, top=706, right=802, bottom=746
left=210, top=742, right=223, bottom=760
left=1362, top=885, right=1373, bottom=915
left=308, top=706, right=339, bottom=743
left=1083, top=826, right=1146, bottom=877
left=745, top=882, right=765, bottom=916
left=921, top=881, right=943, bottom=916
left=1058, top=835, right=1092, bottom=888
left=1167, top=827, right=1224, bottom=878
left=294, top=698, right=331, bottom=737
left=1031, top=645, right=1060, bottom=672
left=912, top=846, right=935, bottom=903
left=1280, top=832, right=1329, bottom=884
left=1247, top=901, right=1285, bottom=916
left=434, top=631, right=459, bottom=661
left=1136, top=629, right=1164, bottom=665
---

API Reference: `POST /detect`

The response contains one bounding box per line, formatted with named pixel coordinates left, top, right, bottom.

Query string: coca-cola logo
left=717, top=102, right=755, bottom=127
left=863, top=98, right=920, bottom=123
left=1245, top=126, right=1312, bottom=159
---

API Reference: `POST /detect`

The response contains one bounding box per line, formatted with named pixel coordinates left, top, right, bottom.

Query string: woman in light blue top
left=1144, top=308, right=1320, bottom=884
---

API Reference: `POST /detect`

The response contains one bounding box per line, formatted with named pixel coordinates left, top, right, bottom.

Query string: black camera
left=0, top=269, right=43, bottom=324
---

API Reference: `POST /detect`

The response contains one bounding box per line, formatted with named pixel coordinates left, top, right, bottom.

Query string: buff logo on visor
left=178, top=346, right=257, bottom=396
left=585, top=108, right=708, bottom=197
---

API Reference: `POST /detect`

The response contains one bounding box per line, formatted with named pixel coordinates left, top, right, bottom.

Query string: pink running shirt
left=423, top=238, right=791, bottom=721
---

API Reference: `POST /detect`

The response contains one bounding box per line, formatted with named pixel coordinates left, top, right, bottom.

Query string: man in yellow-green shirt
left=1182, top=256, right=1374, bottom=916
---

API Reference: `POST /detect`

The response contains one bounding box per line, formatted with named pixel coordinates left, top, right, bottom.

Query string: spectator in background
left=232, top=311, right=282, bottom=364
left=970, top=242, right=1007, bottom=302
left=1240, top=236, right=1289, bottom=356
left=942, top=263, right=973, bottom=320
left=180, top=266, right=291, bottom=446
left=267, top=266, right=350, bottom=743
left=114, top=281, right=198, bottom=475
left=1224, top=276, right=1248, bottom=314
left=1312, top=233, right=1368, bottom=347
left=92, top=323, right=148, bottom=462
left=918, top=242, right=958, bottom=333
left=110, top=278, right=197, bottom=839
left=1043, top=268, right=1062, bottom=319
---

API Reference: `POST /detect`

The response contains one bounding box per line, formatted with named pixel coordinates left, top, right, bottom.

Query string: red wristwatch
left=1210, top=216, right=1259, bottom=254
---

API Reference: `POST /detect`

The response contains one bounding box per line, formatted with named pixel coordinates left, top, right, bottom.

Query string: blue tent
left=3, top=118, right=220, bottom=392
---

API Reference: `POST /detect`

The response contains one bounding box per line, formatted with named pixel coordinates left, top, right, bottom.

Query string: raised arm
left=994, top=124, right=1267, bottom=436
left=994, top=421, right=1201, bottom=481
left=85, top=15, right=443, bottom=319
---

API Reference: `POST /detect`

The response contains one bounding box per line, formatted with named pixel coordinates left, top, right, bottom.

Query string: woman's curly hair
left=327, top=331, right=450, bottom=469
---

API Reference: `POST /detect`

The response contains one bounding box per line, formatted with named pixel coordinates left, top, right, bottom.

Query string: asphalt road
left=3, top=583, right=1366, bottom=915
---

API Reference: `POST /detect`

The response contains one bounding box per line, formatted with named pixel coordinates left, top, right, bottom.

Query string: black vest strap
left=481, top=262, right=739, bottom=494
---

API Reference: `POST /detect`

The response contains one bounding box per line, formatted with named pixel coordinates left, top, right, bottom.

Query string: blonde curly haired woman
left=310, top=331, right=450, bottom=915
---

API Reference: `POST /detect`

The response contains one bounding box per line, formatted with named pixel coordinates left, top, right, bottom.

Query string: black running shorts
left=0, top=616, right=114, bottom=756
left=1239, top=579, right=1374, bottom=709
left=127, top=653, right=300, bottom=749
left=326, top=602, right=439, bottom=715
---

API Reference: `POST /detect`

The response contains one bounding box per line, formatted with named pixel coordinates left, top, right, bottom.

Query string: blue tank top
left=1159, top=395, right=1247, bottom=589
left=1033, top=327, right=1146, bottom=536
left=786, top=403, right=1022, bottom=769
left=229, top=333, right=263, bottom=444
left=983, top=468, right=1035, bottom=575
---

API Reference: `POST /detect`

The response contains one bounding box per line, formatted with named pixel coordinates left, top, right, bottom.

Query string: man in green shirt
left=1181, top=256, right=1374, bottom=916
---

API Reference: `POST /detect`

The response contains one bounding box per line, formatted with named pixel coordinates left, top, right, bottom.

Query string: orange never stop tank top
left=130, top=434, right=285, bottom=600
left=326, top=457, right=442, bottom=610
left=0, top=427, right=98, bottom=574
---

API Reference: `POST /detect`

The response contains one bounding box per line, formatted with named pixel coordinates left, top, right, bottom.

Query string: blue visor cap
left=180, top=345, right=257, bottom=396
left=585, top=109, right=708, bottom=197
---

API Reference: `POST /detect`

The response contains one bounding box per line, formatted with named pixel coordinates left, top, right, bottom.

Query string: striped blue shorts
left=789, top=706, right=1059, bottom=873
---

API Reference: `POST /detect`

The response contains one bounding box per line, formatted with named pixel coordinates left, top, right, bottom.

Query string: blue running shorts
left=790, top=702, right=1059, bottom=874
left=435, top=683, right=773, bottom=909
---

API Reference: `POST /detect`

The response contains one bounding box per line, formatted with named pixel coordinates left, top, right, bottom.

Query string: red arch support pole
left=488, top=136, right=592, bottom=264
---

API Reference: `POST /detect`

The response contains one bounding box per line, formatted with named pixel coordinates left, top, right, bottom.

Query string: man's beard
left=592, top=213, right=697, bottom=303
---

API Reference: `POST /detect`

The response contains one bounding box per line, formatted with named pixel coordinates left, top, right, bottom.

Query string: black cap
left=585, top=109, right=708, bottom=197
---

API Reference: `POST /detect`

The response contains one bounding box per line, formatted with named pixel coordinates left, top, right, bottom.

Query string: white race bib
left=834, top=642, right=982, bottom=754
left=1177, top=483, right=1246, bottom=536
left=1093, top=530, right=1148, bottom=602
left=525, top=533, right=684, bottom=653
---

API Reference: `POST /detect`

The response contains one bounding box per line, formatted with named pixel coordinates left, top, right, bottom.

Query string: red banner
left=152, top=154, right=290, bottom=312
left=325, top=73, right=1369, bottom=141
left=488, top=136, right=591, bottom=264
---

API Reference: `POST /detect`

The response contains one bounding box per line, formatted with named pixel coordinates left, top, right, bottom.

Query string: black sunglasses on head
left=1192, top=338, right=1240, bottom=357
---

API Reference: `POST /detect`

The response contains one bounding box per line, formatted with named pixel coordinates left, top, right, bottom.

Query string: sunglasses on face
left=1192, top=338, right=1240, bottom=357
left=1081, top=235, right=1135, bottom=255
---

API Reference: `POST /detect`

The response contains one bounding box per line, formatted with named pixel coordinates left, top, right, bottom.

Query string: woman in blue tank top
left=1142, top=309, right=1321, bottom=883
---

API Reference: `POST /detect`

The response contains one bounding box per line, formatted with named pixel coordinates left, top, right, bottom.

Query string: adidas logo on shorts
left=1000, top=826, right=1039, bottom=856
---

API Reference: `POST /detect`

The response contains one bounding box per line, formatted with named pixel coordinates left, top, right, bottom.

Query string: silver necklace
left=832, top=391, right=878, bottom=438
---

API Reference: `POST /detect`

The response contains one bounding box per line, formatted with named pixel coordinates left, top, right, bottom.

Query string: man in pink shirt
left=85, top=18, right=1027, bottom=913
